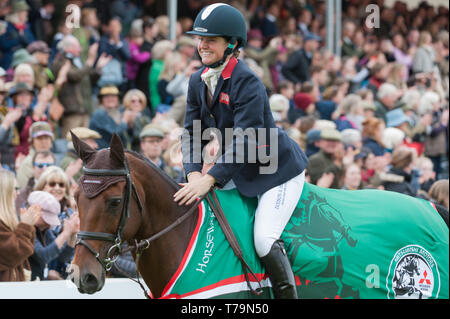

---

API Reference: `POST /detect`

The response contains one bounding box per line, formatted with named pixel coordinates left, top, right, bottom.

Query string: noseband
left=76, top=159, right=143, bottom=271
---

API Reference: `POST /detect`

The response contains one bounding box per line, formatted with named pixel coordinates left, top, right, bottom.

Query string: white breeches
left=253, top=171, right=305, bottom=257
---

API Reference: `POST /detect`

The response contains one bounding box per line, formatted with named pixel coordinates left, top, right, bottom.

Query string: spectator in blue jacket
left=0, top=0, right=35, bottom=69
left=89, top=85, right=134, bottom=149
left=27, top=191, right=79, bottom=281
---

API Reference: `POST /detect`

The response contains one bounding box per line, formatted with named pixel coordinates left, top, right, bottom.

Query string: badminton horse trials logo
left=387, top=245, right=441, bottom=299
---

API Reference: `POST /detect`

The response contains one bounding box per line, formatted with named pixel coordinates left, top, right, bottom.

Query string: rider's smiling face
left=197, top=36, right=228, bottom=65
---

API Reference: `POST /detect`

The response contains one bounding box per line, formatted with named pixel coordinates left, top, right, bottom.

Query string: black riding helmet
left=187, top=3, right=247, bottom=68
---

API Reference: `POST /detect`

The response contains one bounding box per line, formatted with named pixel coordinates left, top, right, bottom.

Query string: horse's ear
left=109, top=133, right=125, bottom=165
left=71, top=130, right=96, bottom=163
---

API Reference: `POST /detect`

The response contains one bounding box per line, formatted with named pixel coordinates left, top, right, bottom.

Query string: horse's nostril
left=82, top=273, right=99, bottom=291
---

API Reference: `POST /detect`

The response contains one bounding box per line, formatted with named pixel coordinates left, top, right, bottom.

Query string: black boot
left=260, top=240, right=298, bottom=299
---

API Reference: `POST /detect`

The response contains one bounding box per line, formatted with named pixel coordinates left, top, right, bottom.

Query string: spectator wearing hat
left=16, top=121, right=54, bottom=188
left=341, top=128, right=362, bottom=150
left=386, top=108, right=412, bottom=139
left=59, top=127, right=101, bottom=182
left=139, top=125, right=177, bottom=179
left=33, top=166, right=78, bottom=277
left=292, top=91, right=315, bottom=122
left=52, top=35, right=111, bottom=138
left=269, top=93, right=289, bottom=127
left=27, top=190, right=79, bottom=281
left=9, top=48, right=36, bottom=71
left=305, top=129, right=321, bottom=158
left=26, top=40, right=53, bottom=90
left=306, top=128, right=344, bottom=189
left=281, top=33, right=320, bottom=85
left=0, top=0, right=35, bottom=69
left=89, top=85, right=132, bottom=149
left=244, top=29, right=280, bottom=92
left=0, top=170, right=41, bottom=282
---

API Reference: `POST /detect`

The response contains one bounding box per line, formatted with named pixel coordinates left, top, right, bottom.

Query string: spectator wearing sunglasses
left=26, top=190, right=79, bottom=281
left=16, top=121, right=54, bottom=189
left=15, top=150, right=56, bottom=215
left=31, top=166, right=79, bottom=280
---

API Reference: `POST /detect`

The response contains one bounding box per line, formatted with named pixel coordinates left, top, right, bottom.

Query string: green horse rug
left=158, top=183, right=449, bottom=299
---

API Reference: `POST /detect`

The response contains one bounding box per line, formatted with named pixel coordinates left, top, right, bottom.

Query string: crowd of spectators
left=0, top=0, right=449, bottom=283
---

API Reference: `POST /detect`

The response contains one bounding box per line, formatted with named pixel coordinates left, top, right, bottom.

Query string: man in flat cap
left=306, top=128, right=344, bottom=189
left=139, top=125, right=180, bottom=180
left=27, top=40, right=53, bottom=90
left=59, top=127, right=102, bottom=182
left=16, top=121, right=55, bottom=188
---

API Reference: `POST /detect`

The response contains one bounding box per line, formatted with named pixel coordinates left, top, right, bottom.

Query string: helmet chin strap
left=204, top=37, right=237, bottom=69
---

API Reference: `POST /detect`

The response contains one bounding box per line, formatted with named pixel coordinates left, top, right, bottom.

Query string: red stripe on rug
left=160, top=201, right=205, bottom=297
left=160, top=273, right=267, bottom=299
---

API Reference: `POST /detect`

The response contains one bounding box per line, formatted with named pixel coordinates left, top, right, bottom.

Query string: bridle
left=75, top=159, right=143, bottom=271
left=75, top=157, right=206, bottom=273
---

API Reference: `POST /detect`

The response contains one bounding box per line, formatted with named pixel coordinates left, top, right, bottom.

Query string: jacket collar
left=200, top=57, right=238, bottom=80
left=221, top=57, right=238, bottom=79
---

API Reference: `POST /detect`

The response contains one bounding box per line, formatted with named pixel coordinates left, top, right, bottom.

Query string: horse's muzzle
left=76, top=270, right=105, bottom=294
left=69, top=262, right=106, bottom=295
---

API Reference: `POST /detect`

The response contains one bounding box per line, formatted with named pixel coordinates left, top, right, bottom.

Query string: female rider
left=173, top=3, right=308, bottom=299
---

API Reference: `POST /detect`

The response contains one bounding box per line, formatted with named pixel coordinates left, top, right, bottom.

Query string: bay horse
left=70, top=133, right=449, bottom=299
left=70, top=133, right=202, bottom=297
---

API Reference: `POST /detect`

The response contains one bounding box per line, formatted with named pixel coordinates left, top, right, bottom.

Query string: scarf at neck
left=201, top=58, right=230, bottom=96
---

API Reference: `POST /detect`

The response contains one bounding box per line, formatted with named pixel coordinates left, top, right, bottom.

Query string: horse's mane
left=124, top=150, right=182, bottom=191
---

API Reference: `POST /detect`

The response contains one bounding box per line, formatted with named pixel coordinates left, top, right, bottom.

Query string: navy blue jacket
left=182, top=58, right=308, bottom=197
left=0, top=22, right=35, bottom=69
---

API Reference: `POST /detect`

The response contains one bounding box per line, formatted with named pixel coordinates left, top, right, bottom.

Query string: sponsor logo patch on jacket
left=219, top=92, right=230, bottom=105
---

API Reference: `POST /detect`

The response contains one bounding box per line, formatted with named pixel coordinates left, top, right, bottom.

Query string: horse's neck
left=134, top=165, right=198, bottom=298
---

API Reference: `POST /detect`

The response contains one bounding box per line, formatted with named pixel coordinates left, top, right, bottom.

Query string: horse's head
left=70, top=133, right=143, bottom=294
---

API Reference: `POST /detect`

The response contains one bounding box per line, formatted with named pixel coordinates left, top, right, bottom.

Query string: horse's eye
left=109, top=198, right=122, bottom=208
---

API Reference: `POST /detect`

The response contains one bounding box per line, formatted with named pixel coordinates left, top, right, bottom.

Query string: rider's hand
left=173, top=174, right=215, bottom=206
